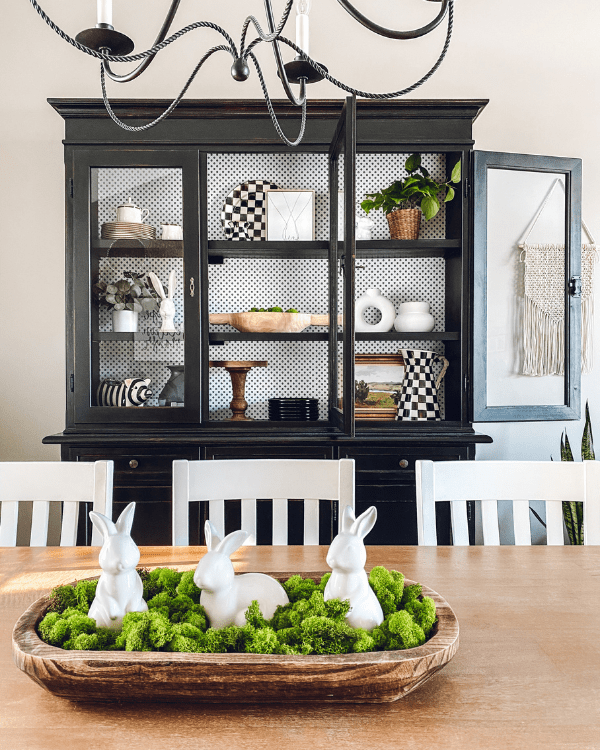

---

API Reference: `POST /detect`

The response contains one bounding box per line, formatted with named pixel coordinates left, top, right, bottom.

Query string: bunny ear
left=350, top=506, right=377, bottom=540
left=204, top=520, right=221, bottom=551
left=115, top=502, right=136, bottom=536
left=341, top=504, right=356, bottom=533
left=148, top=271, right=166, bottom=300
left=89, top=510, right=116, bottom=540
left=216, top=529, right=249, bottom=558
left=167, top=269, right=176, bottom=298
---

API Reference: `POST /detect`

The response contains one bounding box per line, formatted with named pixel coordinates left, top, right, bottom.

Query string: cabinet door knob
left=398, top=459, right=409, bottom=468
left=129, top=459, right=139, bottom=469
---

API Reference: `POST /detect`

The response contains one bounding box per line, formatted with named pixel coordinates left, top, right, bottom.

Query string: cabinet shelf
left=206, top=239, right=460, bottom=261
left=208, top=331, right=458, bottom=343
left=94, top=240, right=184, bottom=258
left=93, top=332, right=185, bottom=342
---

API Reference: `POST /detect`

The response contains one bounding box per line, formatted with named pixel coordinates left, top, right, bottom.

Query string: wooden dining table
left=2, top=544, right=600, bottom=750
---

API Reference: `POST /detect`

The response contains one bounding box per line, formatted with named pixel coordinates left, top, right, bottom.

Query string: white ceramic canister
left=112, top=309, right=139, bottom=333
left=355, top=288, right=396, bottom=332
left=394, top=301, right=435, bottom=333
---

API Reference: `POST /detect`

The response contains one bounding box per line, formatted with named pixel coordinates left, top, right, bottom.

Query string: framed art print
left=266, top=189, right=315, bottom=241
left=354, top=353, right=405, bottom=421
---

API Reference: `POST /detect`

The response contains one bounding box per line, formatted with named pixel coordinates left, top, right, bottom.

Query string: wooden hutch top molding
left=48, top=98, right=489, bottom=147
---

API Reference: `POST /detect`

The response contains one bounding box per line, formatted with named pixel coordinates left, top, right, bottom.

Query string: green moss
left=38, top=566, right=437, bottom=655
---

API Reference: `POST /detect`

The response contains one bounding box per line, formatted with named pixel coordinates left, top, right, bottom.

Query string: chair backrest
left=0, top=461, right=114, bottom=546
left=416, top=459, right=600, bottom=545
left=172, top=458, right=355, bottom=546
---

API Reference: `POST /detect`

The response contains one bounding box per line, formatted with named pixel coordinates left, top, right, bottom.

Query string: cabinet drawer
left=75, top=448, right=198, bottom=487
left=204, top=445, right=333, bottom=461
left=338, top=447, right=466, bottom=476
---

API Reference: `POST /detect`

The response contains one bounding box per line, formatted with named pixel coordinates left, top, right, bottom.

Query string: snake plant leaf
left=582, top=400, right=595, bottom=461
left=561, top=431, right=574, bottom=462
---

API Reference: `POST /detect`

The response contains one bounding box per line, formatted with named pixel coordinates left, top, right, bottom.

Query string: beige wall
left=1, top=0, right=599, bottom=461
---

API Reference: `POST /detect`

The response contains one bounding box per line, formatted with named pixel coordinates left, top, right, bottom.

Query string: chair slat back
left=416, top=460, right=595, bottom=546
left=0, top=461, right=113, bottom=546
left=172, top=459, right=355, bottom=546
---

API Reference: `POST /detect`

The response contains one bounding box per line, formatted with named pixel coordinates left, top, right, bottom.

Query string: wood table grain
left=2, top=545, right=600, bottom=750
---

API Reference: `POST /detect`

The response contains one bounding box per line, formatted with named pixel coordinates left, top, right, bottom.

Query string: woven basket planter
left=386, top=208, right=421, bottom=240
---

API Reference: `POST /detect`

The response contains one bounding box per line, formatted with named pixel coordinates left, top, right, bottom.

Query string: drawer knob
left=398, top=459, right=409, bottom=468
left=129, top=459, right=139, bottom=469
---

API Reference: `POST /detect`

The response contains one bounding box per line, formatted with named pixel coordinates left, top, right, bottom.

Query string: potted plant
left=360, top=154, right=461, bottom=240
left=93, top=271, right=159, bottom=332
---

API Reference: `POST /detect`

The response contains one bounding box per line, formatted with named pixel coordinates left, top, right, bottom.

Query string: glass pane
left=485, top=169, right=566, bottom=407
left=92, top=167, right=185, bottom=409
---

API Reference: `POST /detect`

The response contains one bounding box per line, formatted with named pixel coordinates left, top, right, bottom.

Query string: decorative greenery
left=37, top=566, right=437, bottom=655
left=360, top=153, right=461, bottom=221
left=560, top=401, right=595, bottom=545
left=93, top=271, right=159, bottom=314
left=355, top=379, right=370, bottom=405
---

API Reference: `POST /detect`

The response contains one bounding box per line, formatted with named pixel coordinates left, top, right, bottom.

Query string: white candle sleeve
left=97, top=0, right=112, bottom=26
left=296, top=14, right=309, bottom=56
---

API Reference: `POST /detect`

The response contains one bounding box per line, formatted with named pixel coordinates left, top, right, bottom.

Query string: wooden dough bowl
left=12, top=574, right=459, bottom=704
left=209, top=312, right=331, bottom=333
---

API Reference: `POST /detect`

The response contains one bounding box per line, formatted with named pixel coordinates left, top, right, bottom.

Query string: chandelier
left=29, top=0, right=454, bottom=146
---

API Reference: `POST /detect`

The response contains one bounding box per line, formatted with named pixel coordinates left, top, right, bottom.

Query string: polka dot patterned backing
left=208, top=153, right=447, bottom=241
left=97, top=168, right=183, bottom=239
left=95, top=156, right=450, bottom=418
left=209, top=257, right=446, bottom=420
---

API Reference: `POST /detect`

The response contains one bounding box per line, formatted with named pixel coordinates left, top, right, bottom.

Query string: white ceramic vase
left=112, top=309, right=139, bottom=333
left=394, top=301, right=435, bottom=333
left=355, top=288, right=396, bottom=332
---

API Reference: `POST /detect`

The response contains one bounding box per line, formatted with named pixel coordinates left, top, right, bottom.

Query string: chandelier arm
left=261, top=0, right=306, bottom=107
left=248, top=52, right=307, bottom=148
left=27, top=0, right=238, bottom=62
left=100, top=45, right=235, bottom=132
left=336, top=0, right=449, bottom=40
left=240, top=0, right=293, bottom=57
left=275, top=0, right=453, bottom=99
left=104, top=0, right=182, bottom=83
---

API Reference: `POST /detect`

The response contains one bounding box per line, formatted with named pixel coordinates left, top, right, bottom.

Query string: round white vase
left=394, top=301, right=435, bottom=333
left=112, top=309, right=139, bottom=333
left=355, top=288, right=396, bottom=332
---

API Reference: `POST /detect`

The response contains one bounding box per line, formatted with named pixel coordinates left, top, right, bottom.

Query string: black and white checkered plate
left=220, top=180, right=279, bottom=240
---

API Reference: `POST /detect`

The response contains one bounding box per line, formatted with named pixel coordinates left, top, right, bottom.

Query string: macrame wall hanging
left=519, top=179, right=597, bottom=376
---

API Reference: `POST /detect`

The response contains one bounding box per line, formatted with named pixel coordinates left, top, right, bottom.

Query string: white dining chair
left=0, top=461, right=114, bottom=546
left=172, top=458, right=355, bottom=546
left=415, top=459, right=600, bottom=545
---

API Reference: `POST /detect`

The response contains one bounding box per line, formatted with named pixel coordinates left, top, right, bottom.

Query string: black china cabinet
left=43, top=97, right=582, bottom=545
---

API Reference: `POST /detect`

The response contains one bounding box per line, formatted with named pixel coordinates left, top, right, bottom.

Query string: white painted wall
left=1, top=0, right=599, bottom=480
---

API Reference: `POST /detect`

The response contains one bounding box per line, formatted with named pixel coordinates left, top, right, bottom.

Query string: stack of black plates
left=269, top=398, right=319, bottom=421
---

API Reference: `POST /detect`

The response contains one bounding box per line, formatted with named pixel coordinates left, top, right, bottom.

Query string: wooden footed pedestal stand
left=210, top=361, right=268, bottom=420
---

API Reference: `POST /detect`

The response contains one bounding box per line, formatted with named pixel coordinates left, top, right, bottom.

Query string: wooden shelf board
left=93, top=332, right=185, bottom=342
left=94, top=240, right=183, bottom=258
left=209, top=331, right=459, bottom=343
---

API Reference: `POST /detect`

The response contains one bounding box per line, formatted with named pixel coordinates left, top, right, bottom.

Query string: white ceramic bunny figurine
left=148, top=270, right=177, bottom=332
left=324, top=505, right=384, bottom=631
left=194, top=521, right=289, bottom=629
left=87, top=502, right=148, bottom=630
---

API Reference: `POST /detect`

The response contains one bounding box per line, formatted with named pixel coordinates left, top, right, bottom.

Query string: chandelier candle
left=296, top=0, right=310, bottom=56
left=97, top=0, right=112, bottom=26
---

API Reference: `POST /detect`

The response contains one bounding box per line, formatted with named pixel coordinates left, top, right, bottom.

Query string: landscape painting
left=355, top=354, right=405, bottom=420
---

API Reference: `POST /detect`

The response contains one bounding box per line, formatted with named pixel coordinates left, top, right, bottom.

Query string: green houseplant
left=93, top=271, right=160, bottom=333
left=360, top=153, right=461, bottom=240
left=560, top=401, right=595, bottom=545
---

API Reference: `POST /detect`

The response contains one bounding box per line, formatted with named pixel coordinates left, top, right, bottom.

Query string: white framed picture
left=266, top=189, right=315, bottom=241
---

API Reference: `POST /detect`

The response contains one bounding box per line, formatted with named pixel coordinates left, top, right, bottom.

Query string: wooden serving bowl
left=12, top=574, right=459, bottom=704
left=209, top=312, right=330, bottom=333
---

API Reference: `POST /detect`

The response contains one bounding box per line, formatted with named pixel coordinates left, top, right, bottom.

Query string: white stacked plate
left=101, top=222, right=157, bottom=240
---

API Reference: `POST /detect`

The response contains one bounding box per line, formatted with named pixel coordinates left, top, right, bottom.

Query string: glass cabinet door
left=328, top=97, right=356, bottom=435
left=70, top=149, right=200, bottom=425
left=472, top=150, right=582, bottom=422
